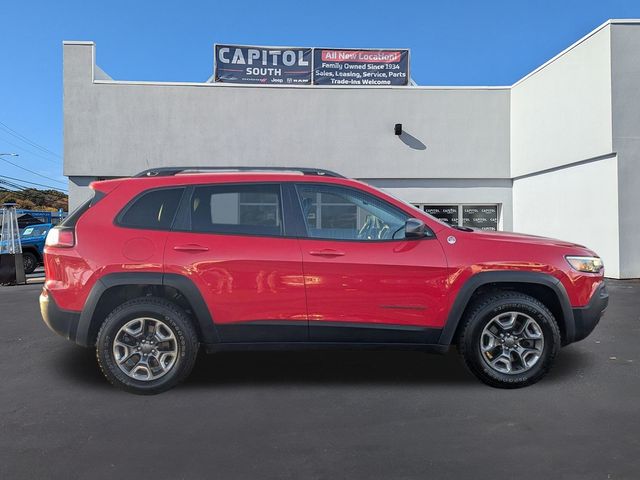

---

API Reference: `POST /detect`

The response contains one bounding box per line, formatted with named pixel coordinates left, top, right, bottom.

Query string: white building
left=63, top=20, right=640, bottom=278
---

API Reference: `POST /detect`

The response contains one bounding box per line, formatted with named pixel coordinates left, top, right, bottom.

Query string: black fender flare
left=76, top=272, right=219, bottom=347
left=437, top=271, right=575, bottom=346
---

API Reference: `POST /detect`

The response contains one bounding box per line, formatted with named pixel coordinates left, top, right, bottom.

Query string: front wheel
left=458, top=291, right=561, bottom=388
left=96, top=297, right=199, bottom=394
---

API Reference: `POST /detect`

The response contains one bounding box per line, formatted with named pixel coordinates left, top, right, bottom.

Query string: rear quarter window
left=118, top=188, right=184, bottom=230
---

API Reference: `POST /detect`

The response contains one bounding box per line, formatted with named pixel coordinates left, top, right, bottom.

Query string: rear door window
left=189, top=184, right=283, bottom=236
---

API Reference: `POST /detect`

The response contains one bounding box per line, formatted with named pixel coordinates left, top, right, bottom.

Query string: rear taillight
left=46, top=188, right=104, bottom=248
left=45, top=227, right=75, bottom=248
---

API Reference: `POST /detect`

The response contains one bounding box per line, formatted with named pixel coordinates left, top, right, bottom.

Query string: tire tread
left=96, top=296, right=199, bottom=394
left=458, top=290, right=561, bottom=389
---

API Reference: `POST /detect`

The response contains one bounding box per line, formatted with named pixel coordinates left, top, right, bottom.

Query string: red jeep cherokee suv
left=40, top=167, right=608, bottom=394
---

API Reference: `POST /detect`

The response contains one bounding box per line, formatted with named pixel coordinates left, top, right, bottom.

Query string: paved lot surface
left=1, top=281, right=638, bottom=479
left=26, top=266, right=45, bottom=279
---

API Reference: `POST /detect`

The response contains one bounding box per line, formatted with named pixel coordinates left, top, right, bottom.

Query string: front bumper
left=40, top=288, right=81, bottom=343
left=571, top=281, right=609, bottom=343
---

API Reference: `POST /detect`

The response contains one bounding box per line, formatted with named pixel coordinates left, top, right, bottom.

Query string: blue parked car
left=19, top=223, right=52, bottom=273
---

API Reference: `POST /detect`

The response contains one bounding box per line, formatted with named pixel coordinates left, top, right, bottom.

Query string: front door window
left=296, top=184, right=410, bottom=241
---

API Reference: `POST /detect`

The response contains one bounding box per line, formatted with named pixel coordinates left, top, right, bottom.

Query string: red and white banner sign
left=320, top=50, right=403, bottom=63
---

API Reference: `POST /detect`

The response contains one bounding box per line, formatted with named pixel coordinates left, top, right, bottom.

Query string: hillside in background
left=0, top=188, right=68, bottom=211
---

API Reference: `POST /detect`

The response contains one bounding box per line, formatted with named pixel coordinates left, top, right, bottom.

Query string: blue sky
left=1, top=0, right=639, bottom=192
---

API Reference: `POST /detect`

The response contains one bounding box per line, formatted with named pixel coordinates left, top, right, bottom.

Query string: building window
left=414, top=204, right=500, bottom=231
left=422, top=205, right=459, bottom=225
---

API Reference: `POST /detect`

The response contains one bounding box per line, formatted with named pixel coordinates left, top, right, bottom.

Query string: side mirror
left=404, top=218, right=426, bottom=238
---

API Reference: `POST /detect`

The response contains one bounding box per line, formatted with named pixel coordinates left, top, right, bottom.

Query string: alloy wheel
left=480, top=311, right=545, bottom=375
left=112, top=317, right=178, bottom=381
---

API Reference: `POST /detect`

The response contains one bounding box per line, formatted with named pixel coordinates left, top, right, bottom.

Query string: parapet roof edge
left=511, top=19, right=640, bottom=87
left=91, top=79, right=510, bottom=90
left=63, top=41, right=95, bottom=45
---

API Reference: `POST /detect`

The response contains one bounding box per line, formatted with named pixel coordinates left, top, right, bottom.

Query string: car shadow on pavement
left=188, top=350, right=477, bottom=386
left=55, top=344, right=594, bottom=389
left=54, top=346, right=108, bottom=387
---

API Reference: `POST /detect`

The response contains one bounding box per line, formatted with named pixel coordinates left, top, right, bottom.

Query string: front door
left=294, top=183, right=449, bottom=344
left=164, top=182, right=307, bottom=342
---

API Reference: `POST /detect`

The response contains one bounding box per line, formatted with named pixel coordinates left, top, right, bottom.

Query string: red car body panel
left=164, top=231, right=307, bottom=325
left=438, top=229, right=603, bottom=309
left=300, top=237, right=449, bottom=328
left=43, top=172, right=605, bottom=347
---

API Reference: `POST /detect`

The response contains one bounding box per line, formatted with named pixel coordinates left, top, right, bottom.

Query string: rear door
left=294, top=183, right=450, bottom=344
left=164, top=182, right=308, bottom=342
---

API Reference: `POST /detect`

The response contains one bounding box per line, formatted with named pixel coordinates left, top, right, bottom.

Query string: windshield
left=21, top=226, right=49, bottom=238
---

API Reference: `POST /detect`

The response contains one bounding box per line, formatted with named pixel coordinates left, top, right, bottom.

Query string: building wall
left=510, top=24, right=613, bottom=177
left=68, top=176, right=96, bottom=207
left=509, top=22, right=624, bottom=277
left=513, top=156, right=620, bottom=278
left=63, top=43, right=510, bottom=183
left=611, top=24, right=640, bottom=278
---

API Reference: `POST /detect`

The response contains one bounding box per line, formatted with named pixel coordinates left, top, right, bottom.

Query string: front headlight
left=565, top=256, right=603, bottom=273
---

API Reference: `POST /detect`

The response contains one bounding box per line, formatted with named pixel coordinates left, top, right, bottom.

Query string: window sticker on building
left=422, top=205, right=459, bottom=225
left=462, top=205, right=498, bottom=231
left=414, top=204, right=500, bottom=230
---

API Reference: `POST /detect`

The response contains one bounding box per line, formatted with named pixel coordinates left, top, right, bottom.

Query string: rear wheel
left=22, top=252, right=38, bottom=274
left=458, top=291, right=560, bottom=388
left=96, top=297, right=199, bottom=394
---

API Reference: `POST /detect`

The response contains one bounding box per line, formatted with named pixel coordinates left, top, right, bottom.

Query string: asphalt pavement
left=0, top=280, right=638, bottom=479
left=24, top=266, right=45, bottom=285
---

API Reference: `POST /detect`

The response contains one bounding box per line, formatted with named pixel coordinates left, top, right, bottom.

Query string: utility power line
left=0, top=178, right=30, bottom=192
left=0, top=179, right=33, bottom=200
left=0, top=174, right=68, bottom=192
left=0, top=180, right=66, bottom=204
left=0, top=177, right=51, bottom=194
left=0, top=120, right=62, bottom=159
left=0, top=175, right=67, bottom=193
left=0, top=157, right=67, bottom=186
left=0, top=133, right=61, bottom=165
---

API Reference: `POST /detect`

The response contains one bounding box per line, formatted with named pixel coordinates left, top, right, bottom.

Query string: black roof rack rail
left=134, top=166, right=346, bottom=179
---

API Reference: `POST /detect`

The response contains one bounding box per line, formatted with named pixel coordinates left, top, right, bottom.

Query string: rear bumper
left=40, top=288, right=81, bottom=343
left=570, top=282, right=609, bottom=343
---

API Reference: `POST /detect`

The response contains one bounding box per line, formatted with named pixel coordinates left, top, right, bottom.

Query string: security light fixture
left=394, top=124, right=402, bottom=135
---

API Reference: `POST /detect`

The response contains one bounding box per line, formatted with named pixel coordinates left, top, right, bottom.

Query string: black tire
left=96, top=297, right=199, bottom=395
left=458, top=291, right=561, bottom=389
left=22, top=252, right=38, bottom=274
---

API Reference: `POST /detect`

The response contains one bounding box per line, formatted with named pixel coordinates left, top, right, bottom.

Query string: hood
left=461, top=228, right=587, bottom=249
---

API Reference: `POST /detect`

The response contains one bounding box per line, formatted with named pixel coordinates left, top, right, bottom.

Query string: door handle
left=308, top=249, right=346, bottom=257
left=173, top=244, right=209, bottom=252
